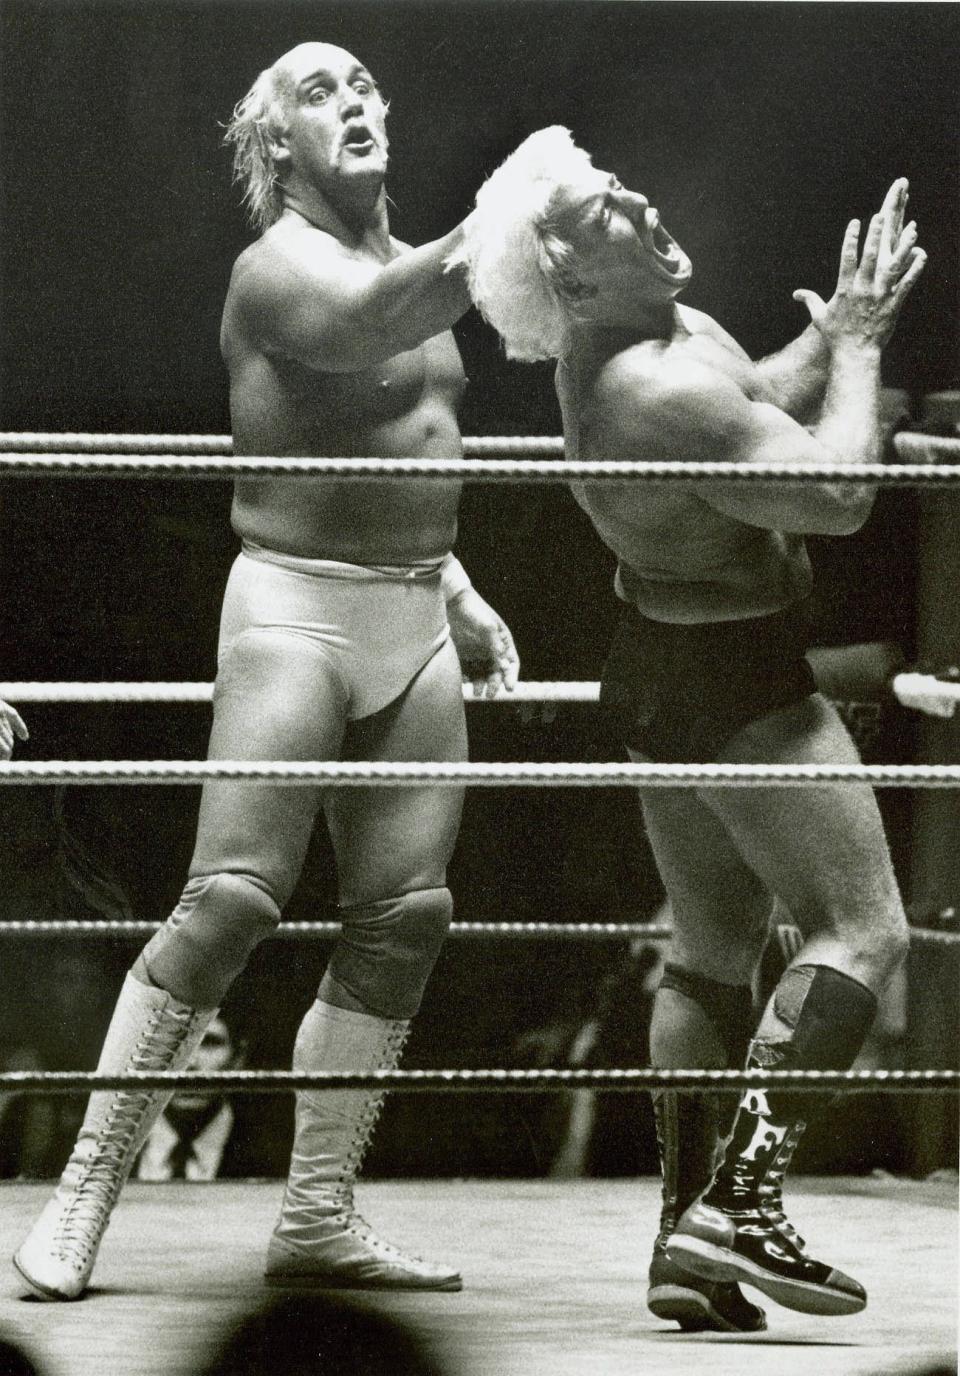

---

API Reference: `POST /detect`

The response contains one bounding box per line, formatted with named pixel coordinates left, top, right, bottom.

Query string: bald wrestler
left=14, top=42, right=517, bottom=1302
left=450, top=127, right=924, bottom=1328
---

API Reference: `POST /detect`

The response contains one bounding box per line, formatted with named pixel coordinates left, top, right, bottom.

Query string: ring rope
left=0, top=431, right=955, bottom=465
left=0, top=452, right=958, bottom=483
left=0, top=918, right=954, bottom=945
left=0, top=681, right=604, bottom=705
left=0, top=1068, right=955, bottom=1096
left=3, top=677, right=958, bottom=706
left=0, top=434, right=564, bottom=456
left=2, top=760, right=960, bottom=787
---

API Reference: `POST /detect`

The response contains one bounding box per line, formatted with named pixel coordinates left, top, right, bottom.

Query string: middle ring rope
left=2, top=760, right=959, bottom=787
left=0, top=1068, right=955, bottom=1095
left=0, top=453, right=957, bottom=483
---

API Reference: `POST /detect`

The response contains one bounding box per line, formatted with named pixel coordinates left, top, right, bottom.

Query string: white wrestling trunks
left=218, top=542, right=451, bottom=720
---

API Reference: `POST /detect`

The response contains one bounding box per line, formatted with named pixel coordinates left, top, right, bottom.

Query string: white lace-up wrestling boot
left=13, top=974, right=216, bottom=1301
left=265, top=1000, right=461, bottom=1291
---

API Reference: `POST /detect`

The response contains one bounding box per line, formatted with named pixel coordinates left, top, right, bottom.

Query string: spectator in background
left=135, top=1013, right=264, bottom=1182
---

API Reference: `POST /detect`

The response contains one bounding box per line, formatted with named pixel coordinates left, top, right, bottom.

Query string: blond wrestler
left=14, top=42, right=517, bottom=1301
left=450, top=127, right=924, bottom=1328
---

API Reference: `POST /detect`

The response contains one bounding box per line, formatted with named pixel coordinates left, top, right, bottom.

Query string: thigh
left=326, top=638, right=467, bottom=904
left=703, top=693, right=904, bottom=937
left=637, top=772, right=773, bottom=984
left=189, top=629, right=348, bottom=903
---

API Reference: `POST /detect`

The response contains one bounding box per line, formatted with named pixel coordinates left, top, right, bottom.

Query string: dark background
left=0, top=1, right=957, bottom=1178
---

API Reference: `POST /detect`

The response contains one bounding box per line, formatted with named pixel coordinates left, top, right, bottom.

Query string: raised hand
left=793, top=179, right=926, bottom=351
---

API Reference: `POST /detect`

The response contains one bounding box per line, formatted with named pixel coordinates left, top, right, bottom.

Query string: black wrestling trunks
left=599, top=598, right=817, bottom=763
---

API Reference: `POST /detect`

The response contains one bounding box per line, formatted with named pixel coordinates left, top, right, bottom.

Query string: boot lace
left=53, top=1003, right=197, bottom=1262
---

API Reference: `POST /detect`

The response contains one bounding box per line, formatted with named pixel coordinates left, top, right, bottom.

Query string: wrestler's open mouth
left=342, top=123, right=375, bottom=153
left=645, top=211, right=684, bottom=275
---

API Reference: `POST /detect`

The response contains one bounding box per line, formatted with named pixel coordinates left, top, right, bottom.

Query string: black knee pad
left=660, top=963, right=756, bottom=1067
left=771, top=964, right=878, bottom=1069
left=325, top=887, right=454, bottom=1020
left=142, top=872, right=282, bottom=1007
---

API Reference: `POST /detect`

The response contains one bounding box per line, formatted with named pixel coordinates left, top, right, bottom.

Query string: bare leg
left=667, top=694, right=907, bottom=1316
left=267, top=639, right=467, bottom=1291
left=639, top=781, right=770, bottom=1332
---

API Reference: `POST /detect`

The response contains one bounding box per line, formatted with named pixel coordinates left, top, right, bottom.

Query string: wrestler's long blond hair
left=447, top=127, right=596, bottom=362
left=223, top=63, right=288, bottom=233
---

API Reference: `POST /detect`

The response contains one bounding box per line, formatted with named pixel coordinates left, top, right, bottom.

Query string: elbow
left=809, top=485, right=877, bottom=536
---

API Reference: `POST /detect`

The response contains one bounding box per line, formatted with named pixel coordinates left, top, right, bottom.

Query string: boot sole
left=667, top=1235, right=866, bottom=1317
left=647, top=1282, right=764, bottom=1333
left=265, top=1271, right=463, bottom=1293
left=11, top=1253, right=83, bottom=1303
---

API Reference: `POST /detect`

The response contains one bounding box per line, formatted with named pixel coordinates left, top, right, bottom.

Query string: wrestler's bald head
left=223, top=42, right=386, bottom=232
left=267, top=42, right=369, bottom=110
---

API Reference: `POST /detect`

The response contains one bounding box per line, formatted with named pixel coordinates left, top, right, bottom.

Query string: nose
left=339, top=83, right=364, bottom=117
left=619, top=189, right=649, bottom=219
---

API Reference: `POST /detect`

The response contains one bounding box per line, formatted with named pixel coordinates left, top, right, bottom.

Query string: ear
left=267, top=130, right=291, bottom=165
left=264, top=111, right=291, bottom=165
left=557, top=271, right=598, bottom=305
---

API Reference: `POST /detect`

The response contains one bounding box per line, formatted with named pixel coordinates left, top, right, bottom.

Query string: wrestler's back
left=221, top=233, right=465, bottom=564
left=561, top=309, right=812, bottom=623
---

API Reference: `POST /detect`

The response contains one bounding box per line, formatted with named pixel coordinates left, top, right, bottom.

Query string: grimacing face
left=552, top=166, right=692, bottom=307
left=270, top=43, right=389, bottom=191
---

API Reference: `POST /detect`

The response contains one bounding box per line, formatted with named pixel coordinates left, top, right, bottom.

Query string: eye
left=352, top=79, right=373, bottom=95
left=308, top=86, right=331, bottom=104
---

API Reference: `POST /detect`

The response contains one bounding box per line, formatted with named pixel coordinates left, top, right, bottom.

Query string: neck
left=282, top=178, right=391, bottom=253
left=568, top=301, right=684, bottom=356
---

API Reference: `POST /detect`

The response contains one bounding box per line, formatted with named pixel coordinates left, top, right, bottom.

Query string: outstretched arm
left=228, top=222, right=472, bottom=374
left=755, top=180, right=917, bottom=421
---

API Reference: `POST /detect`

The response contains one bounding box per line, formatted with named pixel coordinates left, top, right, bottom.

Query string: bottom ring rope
left=0, top=1068, right=955, bottom=1095
left=0, top=919, right=956, bottom=945
left=2, top=760, right=960, bottom=787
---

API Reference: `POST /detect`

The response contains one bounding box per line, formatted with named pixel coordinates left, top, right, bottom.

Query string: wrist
left=830, top=339, right=882, bottom=364
left=440, top=554, right=473, bottom=605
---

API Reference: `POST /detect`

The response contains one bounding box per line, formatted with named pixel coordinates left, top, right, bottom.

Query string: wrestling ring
left=0, top=430, right=957, bottom=1376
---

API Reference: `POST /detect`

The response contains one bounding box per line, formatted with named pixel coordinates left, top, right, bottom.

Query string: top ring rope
left=1, top=760, right=960, bottom=787
left=0, top=681, right=604, bottom=705
left=3, top=677, right=958, bottom=707
left=0, top=432, right=956, bottom=482
left=0, top=434, right=563, bottom=456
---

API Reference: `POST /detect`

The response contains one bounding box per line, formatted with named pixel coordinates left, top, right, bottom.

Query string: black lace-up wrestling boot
left=666, top=963, right=879, bottom=1316
left=665, top=1081, right=864, bottom=1315
left=647, top=1091, right=767, bottom=1332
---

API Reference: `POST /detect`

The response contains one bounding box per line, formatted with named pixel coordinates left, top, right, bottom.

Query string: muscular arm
left=754, top=323, right=830, bottom=423
left=229, top=223, right=471, bottom=373
left=591, top=348, right=879, bottom=535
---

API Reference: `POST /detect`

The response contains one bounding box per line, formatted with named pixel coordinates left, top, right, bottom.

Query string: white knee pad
left=324, top=887, right=453, bottom=1019
left=142, top=872, right=282, bottom=1007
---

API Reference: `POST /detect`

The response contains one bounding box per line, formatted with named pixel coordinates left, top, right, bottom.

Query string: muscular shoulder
left=587, top=339, right=751, bottom=460
left=228, top=223, right=367, bottom=324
